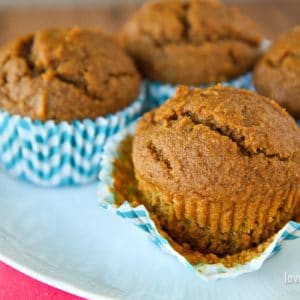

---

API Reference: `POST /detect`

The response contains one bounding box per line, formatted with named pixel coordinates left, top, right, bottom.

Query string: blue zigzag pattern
left=148, top=72, right=254, bottom=107
left=0, top=84, right=147, bottom=186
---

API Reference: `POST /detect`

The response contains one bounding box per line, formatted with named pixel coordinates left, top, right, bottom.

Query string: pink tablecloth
left=0, top=261, right=83, bottom=299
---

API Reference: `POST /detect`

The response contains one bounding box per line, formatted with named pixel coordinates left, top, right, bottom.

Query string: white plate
left=0, top=170, right=300, bottom=300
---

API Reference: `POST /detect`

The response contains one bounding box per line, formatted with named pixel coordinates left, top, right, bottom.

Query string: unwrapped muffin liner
left=98, top=123, right=300, bottom=281
left=0, top=83, right=148, bottom=186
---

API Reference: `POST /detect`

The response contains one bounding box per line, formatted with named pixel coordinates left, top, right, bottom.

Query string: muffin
left=133, top=85, right=300, bottom=256
left=0, top=27, right=146, bottom=186
left=121, top=0, right=263, bottom=85
left=253, top=26, right=300, bottom=119
left=0, top=27, right=141, bottom=122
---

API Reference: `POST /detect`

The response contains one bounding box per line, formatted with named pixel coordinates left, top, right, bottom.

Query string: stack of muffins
left=0, top=0, right=299, bottom=258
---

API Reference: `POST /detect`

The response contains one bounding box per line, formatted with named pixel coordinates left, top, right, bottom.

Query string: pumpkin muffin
left=0, top=27, right=141, bottom=122
left=121, top=0, right=263, bottom=85
left=133, top=85, right=300, bottom=256
left=253, top=26, right=300, bottom=119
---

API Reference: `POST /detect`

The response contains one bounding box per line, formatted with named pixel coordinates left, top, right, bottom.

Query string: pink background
left=0, top=262, right=83, bottom=300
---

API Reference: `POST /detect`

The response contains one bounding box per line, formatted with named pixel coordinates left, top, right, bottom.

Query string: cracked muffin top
left=133, top=85, right=300, bottom=197
left=121, top=0, right=263, bottom=85
left=0, top=27, right=141, bottom=122
left=253, top=26, right=300, bottom=118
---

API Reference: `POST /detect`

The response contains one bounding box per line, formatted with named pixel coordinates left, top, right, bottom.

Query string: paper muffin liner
left=0, top=83, right=148, bottom=187
left=148, top=72, right=255, bottom=107
left=98, top=122, right=300, bottom=281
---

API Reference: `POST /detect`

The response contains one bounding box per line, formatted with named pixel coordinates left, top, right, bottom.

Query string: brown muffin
left=133, top=85, right=300, bottom=256
left=121, top=0, right=263, bottom=85
left=253, top=26, right=300, bottom=119
left=0, top=27, right=141, bottom=122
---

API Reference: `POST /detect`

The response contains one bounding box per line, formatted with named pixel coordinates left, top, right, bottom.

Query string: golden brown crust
left=133, top=85, right=300, bottom=256
left=112, top=135, right=276, bottom=266
left=253, top=26, right=300, bottom=118
left=0, top=27, right=141, bottom=122
left=121, top=0, right=263, bottom=85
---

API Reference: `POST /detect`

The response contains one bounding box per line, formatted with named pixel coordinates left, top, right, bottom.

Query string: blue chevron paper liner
left=98, top=123, right=300, bottom=281
left=148, top=72, right=256, bottom=107
left=0, top=83, right=148, bottom=186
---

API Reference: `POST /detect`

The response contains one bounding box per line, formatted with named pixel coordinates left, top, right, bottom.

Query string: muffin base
left=137, top=177, right=298, bottom=256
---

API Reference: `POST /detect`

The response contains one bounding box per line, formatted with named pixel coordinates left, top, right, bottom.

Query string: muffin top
left=133, top=86, right=300, bottom=198
left=122, top=0, right=262, bottom=85
left=0, top=27, right=141, bottom=122
left=253, top=26, right=300, bottom=118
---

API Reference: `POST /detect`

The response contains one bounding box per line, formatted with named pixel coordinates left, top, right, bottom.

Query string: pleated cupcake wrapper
left=98, top=122, right=300, bottom=281
left=148, top=72, right=255, bottom=107
left=0, top=83, right=148, bottom=187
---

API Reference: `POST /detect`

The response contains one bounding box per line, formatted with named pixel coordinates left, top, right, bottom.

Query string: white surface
left=0, top=170, right=300, bottom=300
